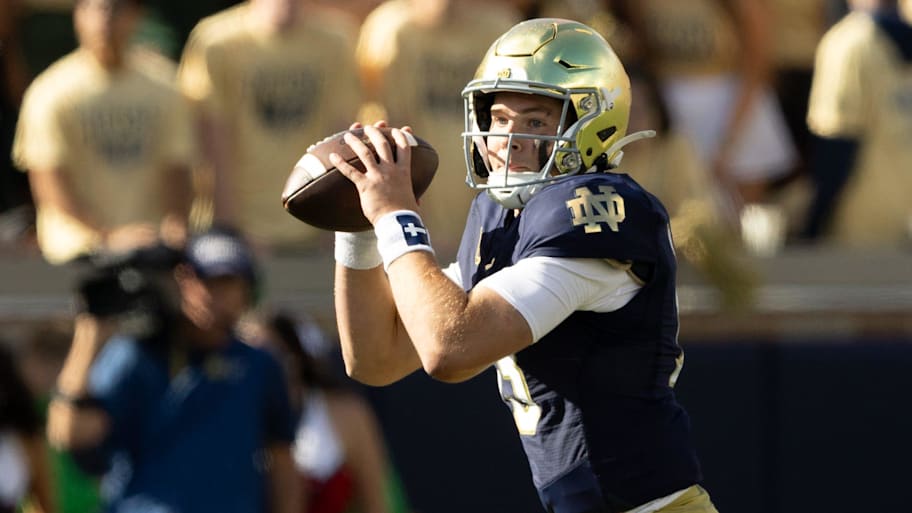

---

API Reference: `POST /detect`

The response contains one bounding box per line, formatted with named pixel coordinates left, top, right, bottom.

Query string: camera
left=75, top=244, right=185, bottom=339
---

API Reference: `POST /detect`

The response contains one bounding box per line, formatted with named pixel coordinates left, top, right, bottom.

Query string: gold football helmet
left=462, top=18, right=651, bottom=209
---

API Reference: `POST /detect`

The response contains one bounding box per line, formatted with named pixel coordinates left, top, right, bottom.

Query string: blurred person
left=131, top=0, right=242, bottom=61
left=177, top=0, right=362, bottom=251
left=0, top=0, right=36, bottom=246
left=331, top=18, right=718, bottom=513
left=12, top=0, right=195, bottom=265
left=0, top=342, right=55, bottom=513
left=617, top=0, right=797, bottom=219
left=355, top=0, right=521, bottom=258
left=769, top=0, right=832, bottom=180
left=618, top=67, right=757, bottom=309
left=804, top=0, right=912, bottom=246
left=19, top=323, right=103, bottom=513
left=526, top=1, right=630, bottom=52
left=46, top=227, right=300, bottom=513
left=312, top=0, right=382, bottom=26
left=244, top=311, right=409, bottom=513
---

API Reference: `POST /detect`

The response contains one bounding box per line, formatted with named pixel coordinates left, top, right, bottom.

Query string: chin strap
left=605, top=129, right=657, bottom=168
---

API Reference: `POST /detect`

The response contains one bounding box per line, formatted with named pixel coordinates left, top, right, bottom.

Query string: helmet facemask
left=463, top=83, right=610, bottom=209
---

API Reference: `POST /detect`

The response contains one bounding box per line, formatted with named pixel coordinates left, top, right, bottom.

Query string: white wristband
left=334, top=231, right=382, bottom=270
left=374, top=210, right=434, bottom=270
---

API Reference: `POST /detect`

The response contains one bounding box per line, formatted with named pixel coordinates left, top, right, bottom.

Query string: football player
left=330, top=18, right=719, bottom=513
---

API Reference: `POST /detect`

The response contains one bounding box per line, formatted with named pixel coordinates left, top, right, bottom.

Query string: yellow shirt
left=179, top=3, right=362, bottom=247
left=769, top=0, right=829, bottom=69
left=635, top=0, right=740, bottom=78
left=13, top=49, right=195, bottom=264
left=807, top=12, right=912, bottom=246
left=356, top=0, right=519, bottom=254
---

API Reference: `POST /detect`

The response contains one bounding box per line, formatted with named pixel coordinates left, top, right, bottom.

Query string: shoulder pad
left=516, top=174, right=667, bottom=262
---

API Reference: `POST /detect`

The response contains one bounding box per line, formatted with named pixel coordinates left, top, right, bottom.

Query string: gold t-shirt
left=635, top=0, right=740, bottom=78
left=179, top=4, right=362, bottom=247
left=13, top=49, right=195, bottom=263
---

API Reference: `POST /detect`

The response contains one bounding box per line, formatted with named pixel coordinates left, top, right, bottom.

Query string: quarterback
left=330, top=19, right=719, bottom=513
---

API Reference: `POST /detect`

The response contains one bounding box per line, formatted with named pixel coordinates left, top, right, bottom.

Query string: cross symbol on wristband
left=402, top=222, right=427, bottom=238
left=395, top=214, right=430, bottom=246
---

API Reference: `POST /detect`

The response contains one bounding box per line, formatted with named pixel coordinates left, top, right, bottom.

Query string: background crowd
left=0, top=0, right=910, bottom=512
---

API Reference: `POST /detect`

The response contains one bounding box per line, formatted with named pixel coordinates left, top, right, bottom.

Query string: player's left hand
left=330, top=124, right=420, bottom=225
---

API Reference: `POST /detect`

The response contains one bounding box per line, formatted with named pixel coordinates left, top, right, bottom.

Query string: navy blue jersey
left=456, top=173, right=702, bottom=513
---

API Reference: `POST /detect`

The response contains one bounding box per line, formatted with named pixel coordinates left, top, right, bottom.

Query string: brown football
left=282, top=127, right=439, bottom=232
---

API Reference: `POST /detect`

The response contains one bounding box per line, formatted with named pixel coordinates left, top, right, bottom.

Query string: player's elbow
left=344, top=362, right=402, bottom=387
left=342, top=353, right=412, bottom=387
left=421, top=350, right=478, bottom=383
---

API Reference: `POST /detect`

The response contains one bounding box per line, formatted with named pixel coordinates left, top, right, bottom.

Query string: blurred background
left=1, top=0, right=911, bottom=512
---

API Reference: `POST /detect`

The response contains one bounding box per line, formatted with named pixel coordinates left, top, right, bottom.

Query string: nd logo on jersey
left=565, top=185, right=626, bottom=233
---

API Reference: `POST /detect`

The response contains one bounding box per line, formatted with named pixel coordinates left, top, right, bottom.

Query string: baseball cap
left=185, top=227, right=257, bottom=284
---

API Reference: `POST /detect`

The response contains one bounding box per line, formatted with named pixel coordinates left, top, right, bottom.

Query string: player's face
left=202, top=275, right=251, bottom=331
left=485, top=92, right=564, bottom=175
left=178, top=269, right=251, bottom=346
left=74, top=0, right=140, bottom=66
left=251, top=0, right=300, bottom=30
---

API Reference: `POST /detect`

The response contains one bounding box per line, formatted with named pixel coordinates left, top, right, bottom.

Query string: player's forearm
left=161, top=164, right=192, bottom=245
left=341, top=396, right=391, bottom=513
left=334, top=264, right=422, bottom=385
left=266, top=445, right=301, bottom=513
left=199, top=114, right=237, bottom=224
left=385, top=252, right=505, bottom=382
left=56, top=315, right=111, bottom=396
left=47, top=315, right=112, bottom=449
left=724, top=0, right=772, bottom=151
left=30, top=169, right=105, bottom=234
left=164, top=164, right=192, bottom=221
left=23, top=434, right=56, bottom=513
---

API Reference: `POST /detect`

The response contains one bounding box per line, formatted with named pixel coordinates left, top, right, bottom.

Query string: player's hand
left=103, top=223, right=160, bottom=254
left=349, top=120, right=413, bottom=133
left=330, top=125, right=419, bottom=225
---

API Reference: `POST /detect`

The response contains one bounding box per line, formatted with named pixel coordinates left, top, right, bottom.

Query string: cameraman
left=47, top=227, right=300, bottom=513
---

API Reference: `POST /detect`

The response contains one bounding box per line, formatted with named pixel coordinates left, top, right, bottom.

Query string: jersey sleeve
left=12, top=78, right=70, bottom=171
left=177, top=26, right=230, bottom=117
left=515, top=177, right=664, bottom=264
left=476, top=256, right=641, bottom=342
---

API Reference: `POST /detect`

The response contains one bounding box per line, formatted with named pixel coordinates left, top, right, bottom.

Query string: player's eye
left=527, top=117, right=558, bottom=134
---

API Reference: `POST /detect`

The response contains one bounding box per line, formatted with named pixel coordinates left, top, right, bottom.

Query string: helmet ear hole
left=473, top=93, right=495, bottom=132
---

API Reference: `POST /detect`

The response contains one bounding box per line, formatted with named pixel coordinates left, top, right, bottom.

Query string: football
left=282, top=127, right=439, bottom=232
